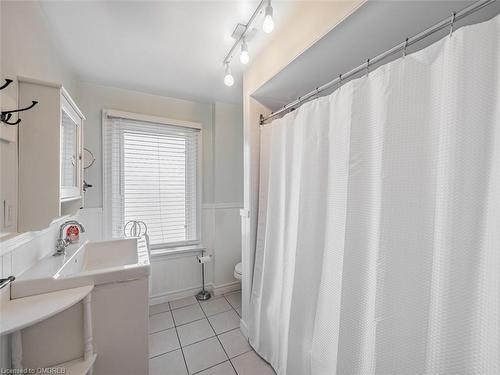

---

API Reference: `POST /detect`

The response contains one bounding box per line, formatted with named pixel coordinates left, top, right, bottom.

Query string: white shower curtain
left=249, top=15, right=499, bottom=375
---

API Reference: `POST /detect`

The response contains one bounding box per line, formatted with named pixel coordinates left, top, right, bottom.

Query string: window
left=103, top=110, right=201, bottom=249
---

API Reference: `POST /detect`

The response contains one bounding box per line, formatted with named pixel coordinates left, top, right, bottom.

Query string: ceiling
left=39, top=0, right=298, bottom=104
left=253, top=0, right=500, bottom=111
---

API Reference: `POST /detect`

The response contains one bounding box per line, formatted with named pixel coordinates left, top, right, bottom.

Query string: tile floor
left=149, top=290, right=275, bottom=375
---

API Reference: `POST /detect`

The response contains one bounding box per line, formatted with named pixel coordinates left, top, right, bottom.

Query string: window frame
left=102, top=109, right=202, bottom=250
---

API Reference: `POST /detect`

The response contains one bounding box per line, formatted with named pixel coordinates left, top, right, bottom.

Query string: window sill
left=150, top=244, right=206, bottom=260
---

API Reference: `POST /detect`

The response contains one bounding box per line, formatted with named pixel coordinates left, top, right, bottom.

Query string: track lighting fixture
left=263, top=0, right=274, bottom=34
left=223, top=0, right=275, bottom=85
left=240, top=38, right=249, bottom=65
left=224, top=63, right=234, bottom=87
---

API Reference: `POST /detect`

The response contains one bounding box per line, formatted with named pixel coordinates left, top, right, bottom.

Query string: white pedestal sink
left=12, top=237, right=150, bottom=298
left=11, top=237, right=151, bottom=375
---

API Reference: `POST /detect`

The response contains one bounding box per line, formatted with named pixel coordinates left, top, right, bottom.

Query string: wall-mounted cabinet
left=18, top=78, right=85, bottom=232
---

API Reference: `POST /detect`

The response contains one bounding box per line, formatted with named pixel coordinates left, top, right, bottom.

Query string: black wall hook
left=0, top=79, right=13, bottom=91
left=1, top=100, right=38, bottom=126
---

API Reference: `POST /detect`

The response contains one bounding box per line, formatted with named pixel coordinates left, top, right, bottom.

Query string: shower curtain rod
left=260, top=0, right=496, bottom=125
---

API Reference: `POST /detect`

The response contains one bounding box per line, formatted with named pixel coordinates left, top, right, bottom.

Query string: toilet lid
left=235, top=262, right=242, bottom=275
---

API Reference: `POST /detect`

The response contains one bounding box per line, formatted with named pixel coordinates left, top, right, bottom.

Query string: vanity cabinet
left=18, top=78, right=85, bottom=232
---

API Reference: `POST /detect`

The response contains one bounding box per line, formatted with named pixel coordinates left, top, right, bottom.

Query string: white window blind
left=103, top=113, right=200, bottom=248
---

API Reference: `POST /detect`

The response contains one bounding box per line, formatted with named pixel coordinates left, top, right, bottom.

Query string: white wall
left=240, top=0, right=365, bottom=335
left=0, top=1, right=244, bottom=368
left=76, top=82, right=215, bottom=209
left=0, top=0, right=80, bottom=294
left=212, top=102, right=243, bottom=291
left=214, top=102, right=243, bottom=204
left=75, top=83, right=243, bottom=303
left=0, top=2, right=80, bottom=367
left=75, top=83, right=214, bottom=298
left=0, top=0, right=78, bottom=235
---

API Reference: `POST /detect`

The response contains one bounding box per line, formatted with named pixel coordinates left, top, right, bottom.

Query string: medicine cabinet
left=18, top=77, right=85, bottom=232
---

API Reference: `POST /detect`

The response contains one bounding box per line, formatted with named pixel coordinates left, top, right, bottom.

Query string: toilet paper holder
left=196, top=251, right=212, bottom=301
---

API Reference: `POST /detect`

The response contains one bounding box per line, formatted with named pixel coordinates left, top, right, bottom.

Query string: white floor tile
left=150, top=302, right=171, bottom=315
left=183, top=337, right=227, bottom=374
left=149, top=311, right=174, bottom=334
left=149, top=349, right=187, bottom=375
left=208, top=309, right=240, bottom=334
left=200, top=297, right=232, bottom=317
left=170, top=296, right=198, bottom=310
left=231, top=351, right=275, bottom=375
left=224, top=291, right=241, bottom=309
left=172, top=303, right=205, bottom=326
left=218, top=328, right=252, bottom=359
left=177, top=318, right=215, bottom=347
left=206, top=294, right=224, bottom=300
left=196, top=361, right=236, bottom=375
left=149, top=328, right=180, bottom=358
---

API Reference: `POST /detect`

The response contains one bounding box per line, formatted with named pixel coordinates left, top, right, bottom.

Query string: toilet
left=234, top=262, right=242, bottom=280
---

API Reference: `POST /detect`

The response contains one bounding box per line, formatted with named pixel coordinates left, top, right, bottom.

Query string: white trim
left=61, top=87, right=86, bottom=120
left=101, top=110, right=110, bottom=239
left=18, top=76, right=62, bottom=89
left=150, top=239, right=201, bottom=251
left=150, top=245, right=205, bottom=260
left=149, top=281, right=241, bottom=306
left=196, top=126, right=203, bottom=245
left=202, top=202, right=243, bottom=210
left=210, top=281, right=241, bottom=296
left=60, top=94, right=84, bottom=200
left=103, top=109, right=201, bottom=130
left=149, top=285, right=205, bottom=306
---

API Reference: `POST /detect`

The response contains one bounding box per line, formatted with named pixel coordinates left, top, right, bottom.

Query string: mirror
left=60, top=106, right=81, bottom=199
left=61, top=111, right=77, bottom=187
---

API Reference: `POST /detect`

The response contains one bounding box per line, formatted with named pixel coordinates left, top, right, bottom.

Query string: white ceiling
left=39, top=0, right=297, bottom=104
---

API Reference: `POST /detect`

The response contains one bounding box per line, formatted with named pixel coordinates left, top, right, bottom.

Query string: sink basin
left=11, top=238, right=150, bottom=299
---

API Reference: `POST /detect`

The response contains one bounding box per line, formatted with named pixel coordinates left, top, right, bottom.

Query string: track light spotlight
left=263, top=0, right=274, bottom=34
left=240, top=38, right=249, bottom=65
left=224, top=63, right=234, bottom=86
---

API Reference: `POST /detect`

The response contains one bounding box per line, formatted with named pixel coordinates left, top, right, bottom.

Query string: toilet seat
left=234, top=262, right=242, bottom=280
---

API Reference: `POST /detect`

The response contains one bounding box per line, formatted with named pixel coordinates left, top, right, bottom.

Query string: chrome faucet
left=54, top=220, right=86, bottom=256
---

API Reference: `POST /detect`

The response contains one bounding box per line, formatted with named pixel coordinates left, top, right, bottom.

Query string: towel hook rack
left=0, top=276, right=15, bottom=290
left=0, top=79, right=13, bottom=91
left=1, top=100, right=38, bottom=126
left=0, top=77, right=38, bottom=126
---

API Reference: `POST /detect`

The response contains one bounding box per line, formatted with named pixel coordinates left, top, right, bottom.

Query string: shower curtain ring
left=338, top=74, right=343, bottom=88
left=366, top=59, right=370, bottom=76
left=403, top=38, right=409, bottom=57
left=449, top=11, right=456, bottom=37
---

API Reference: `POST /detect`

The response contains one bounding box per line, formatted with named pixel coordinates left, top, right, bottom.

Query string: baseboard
left=149, top=285, right=207, bottom=305
left=240, top=318, right=249, bottom=339
left=149, top=280, right=241, bottom=305
left=210, top=281, right=241, bottom=296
